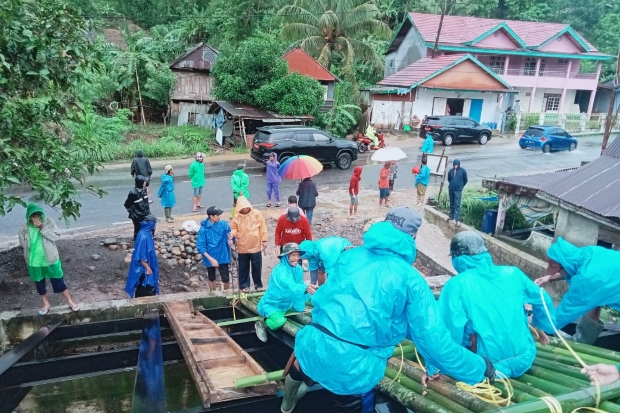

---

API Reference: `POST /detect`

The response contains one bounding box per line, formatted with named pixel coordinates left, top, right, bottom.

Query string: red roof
left=378, top=54, right=463, bottom=87
left=408, top=13, right=599, bottom=52
left=283, top=48, right=337, bottom=82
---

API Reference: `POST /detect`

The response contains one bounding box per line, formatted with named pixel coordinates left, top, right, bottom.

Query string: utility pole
left=601, top=45, right=620, bottom=155
left=432, top=0, right=450, bottom=58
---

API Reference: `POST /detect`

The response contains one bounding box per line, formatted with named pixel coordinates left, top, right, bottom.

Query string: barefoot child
left=414, top=158, right=431, bottom=206
left=348, top=166, right=362, bottom=216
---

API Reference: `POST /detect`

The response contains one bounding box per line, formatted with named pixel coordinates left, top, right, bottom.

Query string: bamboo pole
left=535, top=348, right=585, bottom=367
left=378, top=377, right=451, bottom=413
left=234, top=370, right=284, bottom=388
left=514, top=373, right=571, bottom=394
left=536, top=342, right=613, bottom=365
left=532, top=358, right=591, bottom=382
left=547, top=337, right=620, bottom=363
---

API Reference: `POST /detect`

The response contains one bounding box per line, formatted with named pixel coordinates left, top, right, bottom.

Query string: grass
left=231, top=146, right=250, bottom=154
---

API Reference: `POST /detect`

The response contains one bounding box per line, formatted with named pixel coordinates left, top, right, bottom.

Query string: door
left=432, top=98, right=447, bottom=116
left=459, top=119, right=478, bottom=140
left=468, top=99, right=483, bottom=122
left=311, top=132, right=332, bottom=161
left=292, top=132, right=315, bottom=157
left=550, top=128, right=568, bottom=150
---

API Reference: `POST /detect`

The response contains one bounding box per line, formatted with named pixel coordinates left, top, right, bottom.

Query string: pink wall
left=474, top=29, right=520, bottom=50
left=539, top=34, right=582, bottom=53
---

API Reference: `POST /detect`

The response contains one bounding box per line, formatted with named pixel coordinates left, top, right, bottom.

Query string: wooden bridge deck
left=163, top=301, right=277, bottom=408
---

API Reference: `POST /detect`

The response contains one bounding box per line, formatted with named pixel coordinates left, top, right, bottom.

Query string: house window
left=538, top=58, right=547, bottom=76
left=489, top=56, right=506, bottom=74
left=524, top=58, right=537, bottom=76
left=558, top=59, right=568, bottom=65
left=543, top=94, right=561, bottom=112
left=323, top=85, right=329, bottom=100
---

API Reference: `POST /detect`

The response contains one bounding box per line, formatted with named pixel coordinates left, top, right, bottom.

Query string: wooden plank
left=203, top=355, right=247, bottom=369
left=191, top=337, right=227, bottom=345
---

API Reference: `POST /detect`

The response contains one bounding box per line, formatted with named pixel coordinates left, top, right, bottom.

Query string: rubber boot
left=573, top=315, right=604, bottom=344
left=168, top=207, right=175, bottom=221
left=281, top=375, right=308, bottom=413
left=163, top=208, right=171, bottom=223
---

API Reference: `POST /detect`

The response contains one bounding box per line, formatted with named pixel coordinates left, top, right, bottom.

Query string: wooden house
left=169, top=43, right=219, bottom=127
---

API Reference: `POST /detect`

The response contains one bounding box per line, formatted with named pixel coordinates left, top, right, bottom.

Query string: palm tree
left=278, top=0, right=391, bottom=79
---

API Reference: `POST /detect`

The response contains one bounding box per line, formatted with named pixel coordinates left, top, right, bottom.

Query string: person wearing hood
left=131, top=149, right=153, bottom=201
left=535, top=237, right=620, bottom=344
left=447, top=159, right=468, bottom=226
left=349, top=166, right=363, bottom=216
left=158, top=165, right=175, bottom=223
left=196, top=206, right=232, bottom=294
left=266, top=153, right=281, bottom=208
left=231, top=164, right=250, bottom=218
left=424, top=231, right=555, bottom=379
left=230, top=196, right=268, bottom=293
left=299, top=236, right=352, bottom=286
left=124, top=175, right=151, bottom=240
left=255, top=243, right=316, bottom=343
left=296, top=177, right=318, bottom=225
left=125, top=215, right=159, bottom=298
left=18, top=203, right=80, bottom=315
left=414, top=157, right=431, bottom=206
left=188, top=152, right=206, bottom=213
left=284, top=207, right=495, bottom=413
left=421, top=130, right=435, bottom=154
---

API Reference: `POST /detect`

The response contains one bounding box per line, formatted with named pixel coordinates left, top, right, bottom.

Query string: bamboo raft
left=163, top=301, right=277, bottom=408
left=239, top=296, right=620, bottom=413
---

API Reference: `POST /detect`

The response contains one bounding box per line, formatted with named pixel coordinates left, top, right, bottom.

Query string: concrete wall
left=415, top=88, right=502, bottom=124
left=515, top=87, right=580, bottom=114
left=474, top=29, right=520, bottom=49
left=539, top=34, right=583, bottom=54
left=554, top=208, right=599, bottom=246
left=384, top=26, right=427, bottom=76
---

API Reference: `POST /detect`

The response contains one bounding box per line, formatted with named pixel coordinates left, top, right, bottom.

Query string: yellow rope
left=392, top=344, right=405, bottom=383
left=456, top=370, right=514, bottom=407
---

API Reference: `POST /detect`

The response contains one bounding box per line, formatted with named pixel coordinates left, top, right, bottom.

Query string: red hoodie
left=349, top=166, right=363, bottom=195
left=275, top=215, right=312, bottom=246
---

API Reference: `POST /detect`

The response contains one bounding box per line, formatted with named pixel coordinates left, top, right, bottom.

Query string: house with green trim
left=373, top=13, right=611, bottom=129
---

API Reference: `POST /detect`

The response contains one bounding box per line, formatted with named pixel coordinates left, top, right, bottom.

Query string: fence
left=506, top=112, right=620, bottom=135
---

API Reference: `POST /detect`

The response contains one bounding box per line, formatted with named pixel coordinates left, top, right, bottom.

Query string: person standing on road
left=414, top=158, right=431, bottom=206
left=349, top=166, right=363, bottom=216
left=230, top=196, right=268, bottom=293
left=378, top=162, right=391, bottom=208
left=266, top=153, right=281, bottom=208
left=131, top=149, right=153, bottom=202
left=421, top=130, right=435, bottom=155
left=196, top=206, right=232, bottom=295
left=188, top=152, right=206, bottom=213
left=231, top=164, right=250, bottom=218
left=124, top=175, right=151, bottom=240
left=18, top=203, right=80, bottom=315
left=125, top=215, right=159, bottom=298
left=158, top=165, right=175, bottom=223
left=447, top=159, right=468, bottom=226
left=275, top=207, right=312, bottom=255
left=389, top=160, right=398, bottom=192
left=296, top=177, right=318, bottom=225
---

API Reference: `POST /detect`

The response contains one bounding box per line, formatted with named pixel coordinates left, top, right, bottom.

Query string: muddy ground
left=0, top=188, right=438, bottom=312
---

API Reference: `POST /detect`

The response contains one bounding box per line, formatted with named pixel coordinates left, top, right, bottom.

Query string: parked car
left=250, top=126, right=358, bottom=170
left=419, top=116, right=492, bottom=146
left=519, top=126, right=578, bottom=153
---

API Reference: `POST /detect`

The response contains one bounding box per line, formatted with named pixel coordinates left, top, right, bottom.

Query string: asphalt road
left=0, top=135, right=612, bottom=240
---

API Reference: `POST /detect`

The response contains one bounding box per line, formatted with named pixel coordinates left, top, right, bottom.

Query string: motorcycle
left=354, top=130, right=386, bottom=153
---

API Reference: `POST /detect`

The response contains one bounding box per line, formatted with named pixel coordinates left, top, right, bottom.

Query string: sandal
left=266, top=203, right=271, bottom=208
left=256, top=287, right=265, bottom=292
left=38, top=306, right=51, bottom=316
left=192, top=208, right=197, bottom=213
left=197, top=205, right=205, bottom=209
left=242, top=288, right=250, bottom=293
left=275, top=203, right=280, bottom=207
left=71, top=304, right=81, bottom=312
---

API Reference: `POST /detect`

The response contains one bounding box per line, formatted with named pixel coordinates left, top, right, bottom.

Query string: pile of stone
left=155, top=229, right=203, bottom=270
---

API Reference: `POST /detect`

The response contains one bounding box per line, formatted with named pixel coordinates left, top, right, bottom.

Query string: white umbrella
left=371, top=147, right=408, bottom=162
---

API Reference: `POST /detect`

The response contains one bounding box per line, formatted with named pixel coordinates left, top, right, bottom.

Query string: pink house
left=384, top=13, right=612, bottom=118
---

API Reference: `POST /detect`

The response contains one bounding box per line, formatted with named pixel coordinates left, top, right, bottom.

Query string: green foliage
left=254, top=72, right=324, bottom=116
left=325, top=104, right=363, bottom=138
left=505, top=113, right=517, bottom=132
left=142, top=62, right=177, bottom=106
left=437, top=185, right=498, bottom=230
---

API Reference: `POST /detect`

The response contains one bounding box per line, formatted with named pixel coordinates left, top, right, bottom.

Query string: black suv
left=420, top=116, right=492, bottom=146
left=251, top=126, right=358, bottom=170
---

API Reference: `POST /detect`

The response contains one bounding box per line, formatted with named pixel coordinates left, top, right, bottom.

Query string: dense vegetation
left=2, top=0, right=618, bottom=218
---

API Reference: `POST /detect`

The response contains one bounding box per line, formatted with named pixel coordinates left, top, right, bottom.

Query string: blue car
left=519, top=125, right=578, bottom=153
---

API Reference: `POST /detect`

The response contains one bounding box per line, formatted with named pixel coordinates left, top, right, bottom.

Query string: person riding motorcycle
left=366, top=123, right=379, bottom=148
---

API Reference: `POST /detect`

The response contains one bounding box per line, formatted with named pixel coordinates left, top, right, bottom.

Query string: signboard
left=426, top=153, right=448, bottom=176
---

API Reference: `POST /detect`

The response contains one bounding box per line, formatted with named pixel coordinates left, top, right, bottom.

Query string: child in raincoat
left=158, top=165, right=175, bottom=223
left=266, top=152, right=281, bottom=207
left=255, top=243, right=316, bottom=342
left=348, top=166, right=363, bottom=216
left=300, top=236, right=353, bottom=285
left=421, top=128, right=435, bottom=154
left=230, top=164, right=250, bottom=218
left=414, top=158, right=431, bottom=206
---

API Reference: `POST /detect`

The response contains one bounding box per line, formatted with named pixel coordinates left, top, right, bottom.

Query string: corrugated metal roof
left=379, top=54, right=464, bottom=87
left=283, top=48, right=337, bottom=82
left=603, top=134, right=620, bottom=158
left=170, top=43, right=219, bottom=71
left=499, top=170, right=575, bottom=191
left=208, top=101, right=314, bottom=121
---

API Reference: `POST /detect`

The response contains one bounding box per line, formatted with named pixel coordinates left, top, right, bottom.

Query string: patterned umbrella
left=278, top=155, right=323, bottom=180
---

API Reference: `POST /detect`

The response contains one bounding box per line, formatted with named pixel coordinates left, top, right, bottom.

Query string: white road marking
left=112, top=221, right=132, bottom=226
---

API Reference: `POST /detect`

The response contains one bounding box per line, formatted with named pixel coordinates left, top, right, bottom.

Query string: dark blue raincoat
left=125, top=220, right=159, bottom=297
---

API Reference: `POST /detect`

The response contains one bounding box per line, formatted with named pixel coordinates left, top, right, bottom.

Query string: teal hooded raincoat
left=299, top=236, right=352, bottom=276
left=294, top=222, right=488, bottom=395
left=547, top=237, right=620, bottom=329
left=426, top=252, right=556, bottom=378
left=257, top=256, right=308, bottom=318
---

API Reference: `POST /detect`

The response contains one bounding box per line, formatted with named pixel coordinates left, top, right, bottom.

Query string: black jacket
left=131, top=150, right=152, bottom=178
left=447, top=159, right=468, bottom=191
left=296, top=178, right=318, bottom=209
left=124, top=175, right=151, bottom=221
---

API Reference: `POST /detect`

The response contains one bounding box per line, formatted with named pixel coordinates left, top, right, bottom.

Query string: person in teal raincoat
left=158, top=165, right=175, bottom=223
left=421, top=131, right=435, bottom=154
left=299, top=236, right=352, bottom=285
left=535, top=237, right=620, bottom=344
left=231, top=164, right=250, bottom=218
left=425, top=231, right=555, bottom=379
left=414, top=158, right=431, bottom=206
left=282, top=207, right=495, bottom=413
left=255, top=243, right=316, bottom=342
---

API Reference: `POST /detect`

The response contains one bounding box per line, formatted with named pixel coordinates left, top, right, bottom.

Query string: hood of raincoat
left=453, top=159, right=461, bottom=167
left=299, top=236, right=352, bottom=274
left=135, top=175, right=147, bottom=188
left=140, top=220, right=156, bottom=233
left=257, top=256, right=307, bottom=318
left=352, top=166, right=362, bottom=177
left=231, top=196, right=267, bottom=254
left=546, top=237, right=584, bottom=277
left=363, top=221, right=416, bottom=264
left=452, top=251, right=494, bottom=274
left=235, top=195, right=252, bottom=212
left=266, top=153, right=281, bottom=183
left=26, top=203, right=44, bottom=221
left=135, top=149, right=144, bottom=158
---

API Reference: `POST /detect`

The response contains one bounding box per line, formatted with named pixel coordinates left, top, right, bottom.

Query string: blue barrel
left=481, top=209, right=498, bottom=234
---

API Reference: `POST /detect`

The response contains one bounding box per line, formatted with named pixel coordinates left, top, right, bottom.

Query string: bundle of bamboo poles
left=237, top=297, right=620, bottom=412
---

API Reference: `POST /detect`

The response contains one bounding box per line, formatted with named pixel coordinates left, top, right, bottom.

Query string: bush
left=254, top=72, right=324, bottom=116
left=505, top=114, right=517, bottom=132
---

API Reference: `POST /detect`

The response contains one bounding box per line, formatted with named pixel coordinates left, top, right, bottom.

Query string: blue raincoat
left=158, top=173, right=175, bottom=208
left=125, top=220, right=159, bottom=297
left=421, top=135, right=434, bottom=153
left=547, top=237, right=620, bottom=329
left=415, top=165, right=430, bottom=186
left=426, top=252, right=556, bottom=378
left=196, top=219, right=231, bottom=267
left=295, top=222, right=488, bottom=395
left=299, top=237, right=352, bottom=276
left=257, top=256, right=308, bottom=318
